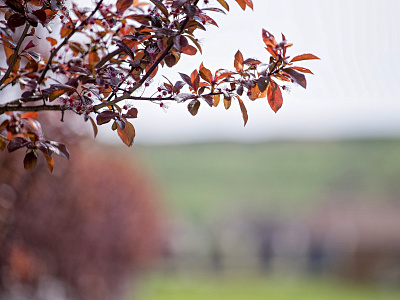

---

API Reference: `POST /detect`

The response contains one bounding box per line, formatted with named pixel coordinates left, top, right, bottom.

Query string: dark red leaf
left=116, top=0, right=133, bottom=13
left=32, top=9, right=47, bottom=24
left=201, top=95, right=214, bottom=107
left=5, top=0, right=25, bottom=14
left=173, top=35, right=189, bottom=51
left=7, top=137, right=30, bottom=152
left=179, top=73, right=193, bottom=88
left=283, top=68, right=307, bottom=89
left=149, top=0, right=169, bottom=18
left=188, top=99, right=200, bottom=116
left=122, top=108, right=138, bottom=119
left=7, top=13, right=26, bottom=29
left=45, top=141, right=70, bottom=159
left=96, top=110, right=119, bottom=125
left=23, top=40, right=35, bottom=51
left=23, top=151, right=37, bottom=171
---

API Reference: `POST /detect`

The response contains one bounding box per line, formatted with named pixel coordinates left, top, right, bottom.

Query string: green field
left=132, top=139, right=400, bottom=300
left=135, top=139, right=400, bottom=222
left=136, top=274, right=400, bottom=300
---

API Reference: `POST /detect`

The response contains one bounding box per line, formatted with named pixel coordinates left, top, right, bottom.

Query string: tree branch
left=0, top=24, right=30, bottom=86
left=93, top=0, right=200, bottom=112
left=0, top=104, right=67, bottom=115
left=37, top=0, right=104, bottom=85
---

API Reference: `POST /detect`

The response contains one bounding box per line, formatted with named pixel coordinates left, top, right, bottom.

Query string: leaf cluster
left=0, top=0, right=319, bottom=171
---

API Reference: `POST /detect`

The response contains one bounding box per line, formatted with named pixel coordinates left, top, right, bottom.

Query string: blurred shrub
left=0, top=130, right=163, bottom=300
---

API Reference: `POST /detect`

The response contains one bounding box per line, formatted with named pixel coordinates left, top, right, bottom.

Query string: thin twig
left=0, top=24, right=30, bottom=86
left=93, top=0, right=200, bottom=112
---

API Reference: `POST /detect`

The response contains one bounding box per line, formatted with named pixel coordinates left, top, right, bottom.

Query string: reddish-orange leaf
left=267, top=80, right=283, bottom=113
left=117, top=121, right=135, bottom=147
left=181, top=45, right=197, bottom=55
left=186, top=35, right=202, bottom=54
left=116, top=0, right=133, bottom=13
left=46, top=37, right=57, bottom=47
left=290, top=66, right=314, bottom=74
left=262, top=29, right=278, bottom=49
left=290, top=53, right=320, bottom=63
left=217, top=0, right=229, bottom=10
left=235, top=0, right=246, bottom=10
left=244, top=0, right=253, bottom=9
left=234, top=50, right=244, bottom=73
left=21, top=112, right=38, bottom=119
left=191, top=69, right=200, bottom=93
left=199, top=64, right=213, bottom=84
left=237, top=96, right=248, bottom=126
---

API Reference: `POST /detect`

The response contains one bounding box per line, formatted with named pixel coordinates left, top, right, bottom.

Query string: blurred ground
left=132, top=139, right=400, bottom=299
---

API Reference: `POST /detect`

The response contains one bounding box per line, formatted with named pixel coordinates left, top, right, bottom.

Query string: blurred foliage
left=0, top=136, right=163, bottom=299
left=136, top=139, right=400, bottom=222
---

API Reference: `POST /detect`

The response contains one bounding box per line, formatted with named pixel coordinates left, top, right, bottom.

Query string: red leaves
left=234, top=50, right=244, bottom=73
left=237, top=96, right=248, bottom=126
left=97, top=109, right=136, bottom=147
left=262, top=29, right=278, bottom=59
left=235, top=0, right=253, bottom=10
left=283, top=68, right=307, bottom=89
left=191, top=69, right=200, bottom=93
left=290, top=53, right=320, bottom=63
left=116, top=0, right=133, bottom=13
left=149, top=0, right=169, bottom=18
left=199, top=65, right=213, bottom=84
left=267, top=80, right=283, bottom=113
left=117, top=121, right=135, bottom=147
left=179, top=69, right=200, bottom=93
left=188, top=99, right=200, bottom=116
left=96, top=110, right=119, bottom=125
left=7, top=13, right=26, bottom=29
left=23, top=151, right=37, bottom=171
left=181, top=44, right=197, bottom=55
left=42, top=84, right=75, bottom=102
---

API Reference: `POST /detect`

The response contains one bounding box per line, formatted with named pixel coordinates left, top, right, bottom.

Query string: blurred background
left=2, top=0, right=400, bottom=299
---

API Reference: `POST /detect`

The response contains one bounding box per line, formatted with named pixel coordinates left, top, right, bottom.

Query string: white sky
left=110, top=0, right=400, bottom=144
